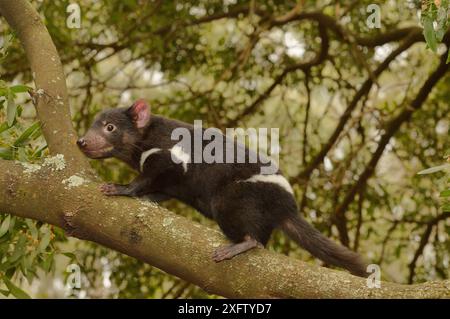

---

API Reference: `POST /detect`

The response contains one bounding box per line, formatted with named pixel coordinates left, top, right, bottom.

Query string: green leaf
left=442, top=204, right=450, bottom=212
left=0, top=147, right=13, bottom=160
left=440, top=189, right=450, bottom=197
left=38, top=230, right=51, bottom=253
left=8, top=216, right=16, bottom=232
left=25, top=269, right=37, bottom=285
left=0, top=215, right=11, bottom=237
left=0, top=289, right=10, bottom=297
left=417, top=164, right=450, bottom=175
left=6, top=93, right=17, bottom=127
left=422, top=16, right=437, bottom=52
left=3, top=277, right=31, bottom=299
left=25, top=219, right=38, bottom=239
left=42, top=252, right=54, bottom=272
left=13, top=122, right=41, bottom=147
left=122, top=0, right=137, bottom=8
left=10, top=85, right=32, bottom=94
left=447, top=51, right=450, bottom=64
left=0, top=87, right=8, bottom=96
left=31, top=144, right=48, bottom=159
left=435, top=28, right=445, bottom=42
left=10, top=234, right=27, bottom=263
left=0, top=122, right=8, bottom=134
left=21, top=251, right=36, bottom=273
left=5, top=268, right=15, bottom=278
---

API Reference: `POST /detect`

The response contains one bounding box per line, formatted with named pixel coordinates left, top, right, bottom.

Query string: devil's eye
left=106, top=124, right=115, bottom=132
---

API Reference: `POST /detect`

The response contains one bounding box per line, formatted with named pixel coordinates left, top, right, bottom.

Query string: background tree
left=0, top=0, right=449, bottom=298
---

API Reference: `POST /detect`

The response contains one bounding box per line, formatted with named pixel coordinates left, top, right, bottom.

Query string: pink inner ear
left=132, top=99, right=150, bottom=128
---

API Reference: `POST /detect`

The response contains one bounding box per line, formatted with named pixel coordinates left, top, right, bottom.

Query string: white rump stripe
left=244, top=174, right=294, bottom=194
left=170, top=145, right=190, bottom=173
left=140, top=148, right=162, bottom=172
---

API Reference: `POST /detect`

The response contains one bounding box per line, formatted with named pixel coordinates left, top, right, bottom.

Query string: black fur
left=78, top=104, right=368, bottom=276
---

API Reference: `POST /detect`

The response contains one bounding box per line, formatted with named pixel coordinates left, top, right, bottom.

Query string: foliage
left=0, top=213, right=69, bottom=298
left=418, top=155, right=450, bottom=212
left=0, top=54, right=60, bottom=298
left=420, top=0, right=450, bottom=62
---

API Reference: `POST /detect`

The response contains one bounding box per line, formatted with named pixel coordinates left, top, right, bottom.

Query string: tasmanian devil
left=77, top=99, right=368, bottom=277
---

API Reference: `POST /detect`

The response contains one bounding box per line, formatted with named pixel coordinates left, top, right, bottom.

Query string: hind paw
left=100, top=183, right=123, bottom=196
left=212, top=244, right=235, bottom=262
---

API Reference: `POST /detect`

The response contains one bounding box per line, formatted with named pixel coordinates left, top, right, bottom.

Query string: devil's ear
left=127, top=99, right=151, bottom=129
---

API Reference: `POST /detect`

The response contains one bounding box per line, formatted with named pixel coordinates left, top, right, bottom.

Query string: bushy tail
left=281, top=215, right=368, bottom=277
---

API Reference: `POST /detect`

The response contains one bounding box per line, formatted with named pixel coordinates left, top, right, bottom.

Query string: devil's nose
left=77, top=138, right=87, bottom=148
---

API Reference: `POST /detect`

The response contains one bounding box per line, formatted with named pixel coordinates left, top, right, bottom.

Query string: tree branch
left=228, top=21, right=329, bottom=126
left=1, top=159, right=449, bottom=298
left=408, top=212, right=450, bottom=284
left=296, top=31, right=422, bottom=182
left=333, top=49, right=449, bottom=233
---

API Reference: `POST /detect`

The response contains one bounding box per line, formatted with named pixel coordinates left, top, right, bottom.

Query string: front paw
left=100, top=183, right=123, bottom=196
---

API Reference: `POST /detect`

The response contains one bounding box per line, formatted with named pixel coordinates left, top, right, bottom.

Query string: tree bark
left=0, top=0, right=449, bottom=298
left=1, top=160, right=449, bottom=298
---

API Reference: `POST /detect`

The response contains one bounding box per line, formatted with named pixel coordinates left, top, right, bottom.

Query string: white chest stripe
left=243, top=174, right=294, bottom=194
left=140, top=148, right=162, bottom=172
left=170, top=145, right=190, bottom=173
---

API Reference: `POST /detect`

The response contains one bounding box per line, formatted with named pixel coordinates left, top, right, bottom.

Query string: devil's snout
left=77, top=138, right=87, bottom=148
left=76, top=133, right=113, bottom=159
